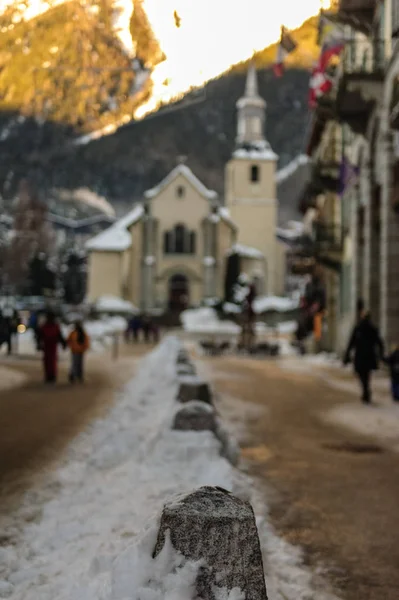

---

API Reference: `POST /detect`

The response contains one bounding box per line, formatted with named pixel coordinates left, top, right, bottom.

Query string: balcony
left=337, top=0, right=377, bottom=33
left=312, top=160, right=341, bottom=193
left=336, top=39, right=385, bottom=134
left=312, top=223, right=344, bottom=269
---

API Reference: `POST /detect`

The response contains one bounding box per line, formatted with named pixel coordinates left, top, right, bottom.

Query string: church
left=85, top=65, right=286, bottom=312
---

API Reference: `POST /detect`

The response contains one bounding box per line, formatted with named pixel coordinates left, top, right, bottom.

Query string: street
left=1, top=342, right=399, bottom=599
left=207, top=354, right=399, bottom=600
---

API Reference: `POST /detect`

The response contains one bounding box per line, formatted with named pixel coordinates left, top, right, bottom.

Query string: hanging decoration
left=273, top=26, right=298, bottom=77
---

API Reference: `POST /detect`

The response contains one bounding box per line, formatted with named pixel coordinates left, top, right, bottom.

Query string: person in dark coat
left=38, top=311, right=66, bottom=383
left=0, top=311, right=12, bottom=355
left=383, top=345, right=399, bottom=402
left=344, top=311, right=384, bottom=403
left=141, top=314, right=151, bottom=343
left=130, top=314, right=142, bottom=342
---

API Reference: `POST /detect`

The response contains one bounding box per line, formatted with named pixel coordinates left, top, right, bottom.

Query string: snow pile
left=276, top=154, right=310, bottom=185
left=94, top=295, right=138, bottom=314
left=227, top=244, right=264, bottom=260
left=85, top=316, right=127, bottom=339
left=0, top=337, right=235, bottom=599
left=276, top=221, right=305, bottom=242
left=253, top=296, right=299, bottom=314
left=180, top=307, right=240, bottom=336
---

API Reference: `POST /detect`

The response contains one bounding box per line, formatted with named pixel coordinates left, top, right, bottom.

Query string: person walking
left=344, top=311, right=384, bottom=404
left=67, top=322, right=90, bottom=383
left=130, top=314, right=142, bottom=342
left=38, top=311, right=66, bottom=383
left=383, top=344, right=399, bottom=402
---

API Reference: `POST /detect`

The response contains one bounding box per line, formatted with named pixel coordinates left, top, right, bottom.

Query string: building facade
left=86, top=66, right=285, bottom=312
left=303, top=0, right=399, bottom=352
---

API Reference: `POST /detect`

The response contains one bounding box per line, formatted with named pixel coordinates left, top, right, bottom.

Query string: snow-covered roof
left=276, top=154, right=310, bottom=185
left=226, top=243, right=264, bottom=260
left=144, top=164, right=218, bottom=200
left=206, top=206, right=237, bottom=229
left=85, top=205, right=144, bottom=252
left=233, top=140, right=278, bottom=161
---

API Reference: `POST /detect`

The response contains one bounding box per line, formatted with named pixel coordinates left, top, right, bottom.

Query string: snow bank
left=180, top=307, right=240, bottom=336
left=253, top=296, right=299, bottom=314
left=227, top=243, right=264, bottom=260
left=0, top=337, right=235, bottom=600
left=94, top=295, right=138, bottom=314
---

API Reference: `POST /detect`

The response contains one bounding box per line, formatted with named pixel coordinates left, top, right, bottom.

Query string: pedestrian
left=151, top=321, right=160, bottom=343
left=67, top=321, right=90, bottom=383
left=142, top=314, right=151, bottom=343
left=38, top=311, right=66, bottom=383
left=0, top=311, right=12, bottom=355
left=130, top=314, right=142, bottom=342
left=383, top=344, right=399, bottom=402
left=344, top=311, right=384, bottom=404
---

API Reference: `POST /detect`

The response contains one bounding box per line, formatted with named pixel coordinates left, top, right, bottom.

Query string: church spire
left=244, top=62, right=260, bottom=98
left=236, top=63, right=267, bottom=147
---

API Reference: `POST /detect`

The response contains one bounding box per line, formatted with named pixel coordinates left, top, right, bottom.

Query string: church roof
left=144, top=164, right=218, bottom=200
left=86, top=204, right=144, bottom=252
left=233, top=140, right=278, bottom=161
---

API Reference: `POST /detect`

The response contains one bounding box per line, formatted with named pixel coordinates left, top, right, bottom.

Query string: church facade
left=86, top=65, right=285, bottom=311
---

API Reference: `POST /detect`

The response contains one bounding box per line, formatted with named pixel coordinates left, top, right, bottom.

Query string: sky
left=0, top=0, right=326, bottom=118
left=137, top=0, right=324, bottom=116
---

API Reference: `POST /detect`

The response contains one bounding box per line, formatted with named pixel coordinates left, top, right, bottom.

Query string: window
left=250, top=164, right=259, bottom=182
left=164, top=224, right=196, bottom=255
left=176, top=185, right=185, bottom=198
left=175, top=224, right=185, bottom=253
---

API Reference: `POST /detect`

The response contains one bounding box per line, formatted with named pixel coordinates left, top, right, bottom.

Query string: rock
left=153, top=486, right=268, bottom=600
left=173, top=401, right=217, bottom=432
left=176, top=349, right=190, bottom=364
left=177, top=363, right=196, bottom=376
left=177, top=375, right=213, bottom=405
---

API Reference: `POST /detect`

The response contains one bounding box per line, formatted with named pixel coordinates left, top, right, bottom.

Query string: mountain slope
left=0, top=0, right=163, bottom=133
left=0, top=12, right=317, bottom=214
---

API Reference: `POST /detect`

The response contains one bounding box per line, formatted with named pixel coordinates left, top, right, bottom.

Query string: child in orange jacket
left=67, top=322, right=90, bottom=383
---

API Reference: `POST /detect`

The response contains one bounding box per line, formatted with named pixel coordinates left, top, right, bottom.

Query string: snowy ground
left=0, top=365, right=26, bottom=391
left=0, top=336, right=339, bottom=600
left=279, top=353, right=399, bottom=453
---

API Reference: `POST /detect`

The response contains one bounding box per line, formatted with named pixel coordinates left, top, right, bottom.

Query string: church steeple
left=236, top=63, right=267, bottom=147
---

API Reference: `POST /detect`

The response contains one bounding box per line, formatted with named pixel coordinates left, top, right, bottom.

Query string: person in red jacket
left=38, top=311, right=66, bottom=383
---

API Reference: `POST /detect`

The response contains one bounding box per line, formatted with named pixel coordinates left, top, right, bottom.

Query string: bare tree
left=5, top=179, right=55, bottom=291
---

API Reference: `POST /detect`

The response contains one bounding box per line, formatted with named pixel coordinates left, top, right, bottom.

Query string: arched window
left=164, top=224, right=196, bottom=255
left=176, top=185, right=185, bottom=198
left=250, top=164, right=259, bottom=183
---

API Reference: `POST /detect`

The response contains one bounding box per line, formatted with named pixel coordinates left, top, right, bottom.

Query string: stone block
left=177, top=363, right=196, bottom=376
left=153, top=486, right=268, bottom=600
left=177, top=375, right=213, bottom=405
left=172, top=401, right=217, bottom=432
